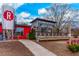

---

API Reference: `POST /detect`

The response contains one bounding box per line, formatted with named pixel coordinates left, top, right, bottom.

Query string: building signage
left=3, top=10, right=14, bottom=21
left=2, top=5, right=15, bottom=29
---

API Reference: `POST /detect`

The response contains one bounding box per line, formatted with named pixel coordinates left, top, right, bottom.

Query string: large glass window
left=15, top=28, right=24, bottom=36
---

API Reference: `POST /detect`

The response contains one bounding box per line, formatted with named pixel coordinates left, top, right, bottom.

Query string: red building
left=0, top=23, right=31, bottom=40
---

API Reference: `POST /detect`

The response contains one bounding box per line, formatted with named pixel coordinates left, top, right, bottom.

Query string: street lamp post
left=68, top=18, right=72, bottom=44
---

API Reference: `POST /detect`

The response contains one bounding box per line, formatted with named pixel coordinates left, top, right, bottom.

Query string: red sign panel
left=3, top=10, right=14, bottom=21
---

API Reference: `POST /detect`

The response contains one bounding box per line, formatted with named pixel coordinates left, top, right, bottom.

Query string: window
left=15, top=28, right=24, bottom=36
left=41, top=28, right=47, bottom=33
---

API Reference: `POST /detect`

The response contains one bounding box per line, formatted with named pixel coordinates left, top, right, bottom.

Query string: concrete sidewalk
left=19, top=40, right=56, bottom=56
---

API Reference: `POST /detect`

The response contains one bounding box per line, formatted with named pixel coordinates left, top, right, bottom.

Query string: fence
left=37, top=36, right=70, bottom=41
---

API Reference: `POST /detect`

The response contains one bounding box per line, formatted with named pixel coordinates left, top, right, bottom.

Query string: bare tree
left=44, top=4, right=78, bottom=36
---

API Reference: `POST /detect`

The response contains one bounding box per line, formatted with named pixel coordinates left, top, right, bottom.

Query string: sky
left=70, top=3, right=79, bottom=9
left=1, top=3, right=79, bottom=26
left=15, top=3, right=52, bottom=23
left=16, top=3, right=51, bottom=16
left=16, top=3, right=79, bottom=15
left=1, top=3, right=79, bottom=20
left=15, top=3, right=79, bottom=19
left=15, top=3, right=79, bottom=24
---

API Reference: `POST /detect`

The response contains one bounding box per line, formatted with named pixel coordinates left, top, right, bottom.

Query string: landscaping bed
left=38, top=40, right=79, bottom=56
left=0, top=41, right=33, bottom=56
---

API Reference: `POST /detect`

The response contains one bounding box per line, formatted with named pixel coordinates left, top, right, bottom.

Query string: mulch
left=0, top=41, right=33, bottom=56
left=38, top=40, right=79, bottom=56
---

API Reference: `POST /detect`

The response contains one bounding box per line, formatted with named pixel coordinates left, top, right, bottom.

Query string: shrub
left=67, top=39, right=79, bottom=52
left=28, top=29, right=36, bottom=40
left=68, top=44, right=79, bottom=52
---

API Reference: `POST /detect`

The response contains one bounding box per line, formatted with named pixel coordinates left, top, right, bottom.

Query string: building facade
left=0, top=23, right=31, bottom=40
left=31, top=18, right=56, bottom=37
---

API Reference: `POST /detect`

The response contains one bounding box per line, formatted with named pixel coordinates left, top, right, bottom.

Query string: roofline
left=15, top=24, right=31, bottom=27
left=0, top=23, right=31, bottom=27
left=31, top=18, right=56, bottom=23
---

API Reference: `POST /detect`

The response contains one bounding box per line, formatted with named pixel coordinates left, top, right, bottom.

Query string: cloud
left=0, top=3, right=23, bottom=10
left=0, top=4, right=2, bottom=8
left=12, top=3, right=24, bottom=9
left=19, top=12, right=30, bottom=18
left=0, top=4, right=3, bottom=14
left=2, top=3, right=23, bottom=9
left=38, top=8, right=47, bottom=15
left=16, top=19, right=32, bottom=23
left=0, top=18, right=2, bottom=22
left=16, top=17, right=33, bottom=25
left=16, top=15, right=35, bottom=23
left=16, top=12, right=33, bottom=24
left=0, top=3, right=23, bottom=19
left=0, top=3, right=32, bottom=25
